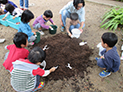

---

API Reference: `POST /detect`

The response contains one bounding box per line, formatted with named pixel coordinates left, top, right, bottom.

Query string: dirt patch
left=0, top=0, right=123, bottom=92
left=35, top=33, right=93, bottom=80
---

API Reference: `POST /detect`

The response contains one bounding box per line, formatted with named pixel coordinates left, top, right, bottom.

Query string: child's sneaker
left=99, top=70, right=111, bottom=77
left=61, top=26, right=65, bottom=32
left=28, top=42, right=34, bottom=46
left=32, top=82, right=44, bottom=92
left=38, top=30, right=45, bottom=35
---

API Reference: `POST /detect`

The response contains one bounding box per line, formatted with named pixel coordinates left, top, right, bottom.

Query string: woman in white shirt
left=59, top=0, right=85, bottom=32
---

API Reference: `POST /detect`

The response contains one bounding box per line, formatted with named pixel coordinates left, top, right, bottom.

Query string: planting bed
left=35, top=33, right=93, bottom=80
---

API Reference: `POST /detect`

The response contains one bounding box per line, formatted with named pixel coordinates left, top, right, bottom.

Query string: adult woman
left=59, top=0, right=85, bottom=32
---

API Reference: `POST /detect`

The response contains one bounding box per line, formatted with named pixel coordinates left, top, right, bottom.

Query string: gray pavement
left=86, top=0, right=123, bottom=7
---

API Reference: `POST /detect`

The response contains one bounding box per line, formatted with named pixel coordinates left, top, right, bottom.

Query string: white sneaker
left=121, top=52, right=123, bottom=60
left=38, top=31, right=45, bottom=35
left=0, top=39, right=5, bottom=43
left=121, top=44, right=123, bottom=50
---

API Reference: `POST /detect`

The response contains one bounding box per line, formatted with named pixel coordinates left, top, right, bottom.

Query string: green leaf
left=102, top=11, right=113, bottom=19
left=105, top=22, right=113, bottom=29
left=112, top=9, right=117, bottom=15
left=113, top=23, right=119, bottom=31
left=109, top=23, right=115, bottom=30
left=101, top=15, right=115, bottom=25
left=101, top=21, right=110, bottom=28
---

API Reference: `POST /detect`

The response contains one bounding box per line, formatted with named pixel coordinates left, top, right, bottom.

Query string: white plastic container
left=71, top=28, right=81, bottom=38
left=97, top=42, right=105, bottom=56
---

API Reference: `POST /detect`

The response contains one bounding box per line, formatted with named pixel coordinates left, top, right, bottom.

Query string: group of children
left=0, top=0, right=57, bottom=91
left=0, top=0, right=121, bottom=91
left=3, top=32, right=56, bottom=91
left=0, top=0, right=56, bottom=43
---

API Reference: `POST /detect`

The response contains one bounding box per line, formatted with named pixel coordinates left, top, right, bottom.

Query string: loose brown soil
left=0, top=0, right=123, bottom=92
left=35, top=33, right=92, bottom=80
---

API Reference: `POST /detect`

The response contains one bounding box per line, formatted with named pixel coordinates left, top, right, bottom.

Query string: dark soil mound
left=35, top=33, right=92, bottom=80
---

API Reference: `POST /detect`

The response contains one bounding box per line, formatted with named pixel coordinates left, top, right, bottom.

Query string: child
left=33, top=10, right=56, bottom=35
left=2, top=3, right=23, bottom=20
left=18, top=10, right=36, bottom=45
left=59, top=0, right=85, bottom=32
left=66, top=13, right=83, bottom=38
left=20, top=0, right=28, bottom=10
left=10, top=46, right=56, bottom=92
left=96, top=32, right=120, bottom=77
left=0, top=0, right=17, bottom=13
left=3, top=32, right=29, bottom=72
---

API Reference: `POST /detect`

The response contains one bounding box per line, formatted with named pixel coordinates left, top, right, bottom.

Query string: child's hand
left=68, top=32, right=72, bottom=37
left=79, top=28, right=83, bottom=33
left=49, top=26, right=53, bottom=30
left=100, top=56, right=104, bottom=59
left=12, top=16, right=16, bottom=19
left=32, top=31, right=36, bottom=35
left=50, top=67, right=56, bottom=72
left=53, top=22, right=56, bottom=25
left=2, top=17, right=6, bottom=20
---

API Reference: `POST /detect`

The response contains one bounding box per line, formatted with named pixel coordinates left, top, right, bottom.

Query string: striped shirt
left=11, top=59, right=45, bottom=91
left=11, top=69, right=35, bottom=91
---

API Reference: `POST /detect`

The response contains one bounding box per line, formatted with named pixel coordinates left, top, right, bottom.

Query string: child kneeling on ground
left=3, top=32, right=29, bottom=72
left=96, top=32, right=120, bottom=77
left=33, top=10, right=56, bottom=35
left=66, top=13, right=84, bottom=38
left=10, top=46, right=56, bottom=92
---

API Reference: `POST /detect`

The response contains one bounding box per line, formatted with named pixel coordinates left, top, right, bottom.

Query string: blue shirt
left=100, top=46, right=120, bottom=72
left=18, top=22, right=34, bottom=41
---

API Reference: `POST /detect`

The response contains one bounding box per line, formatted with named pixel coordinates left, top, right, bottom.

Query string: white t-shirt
left=5, top=8, right=23, bottom=17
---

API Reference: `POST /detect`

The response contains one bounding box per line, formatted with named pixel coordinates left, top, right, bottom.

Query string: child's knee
left=97, top=60, right=105, bottom=68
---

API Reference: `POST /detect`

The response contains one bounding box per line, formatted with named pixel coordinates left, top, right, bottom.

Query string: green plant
left=115, top=0, right=123, bottom=2
left=100, top=7, right=123, bottom=31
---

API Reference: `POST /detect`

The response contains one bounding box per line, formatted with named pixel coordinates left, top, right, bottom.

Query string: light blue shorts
left=33, top=23, right=41, bottom=30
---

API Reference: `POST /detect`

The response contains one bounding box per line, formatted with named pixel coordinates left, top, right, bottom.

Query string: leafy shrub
left=115, top=0, right=123, bottom=2
left=100, top=7, right=123, bottom=31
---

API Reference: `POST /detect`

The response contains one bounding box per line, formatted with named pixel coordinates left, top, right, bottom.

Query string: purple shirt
left=33, top=15, right=54, bottom=29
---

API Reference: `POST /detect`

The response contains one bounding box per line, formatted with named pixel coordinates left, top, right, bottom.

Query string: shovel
left=54, top=66, right=59, bottom=69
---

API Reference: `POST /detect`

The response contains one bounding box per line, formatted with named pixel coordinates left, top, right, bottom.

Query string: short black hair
left=28, top=47, right=46, bottom=64
left=70, top=13, right=78, bottom=20
left=43, top=10, right=53, bottom=18
left=73, top=0, right=85, bottom=9
left=5, top=3, right=15, bottom=14
left=21, top=10, right=34, bottom=23
left=101, top=32, right=118, bottom=47
left=0, top=0, right=8, bottom=4
left=13, top=32, right=28, bottom=48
